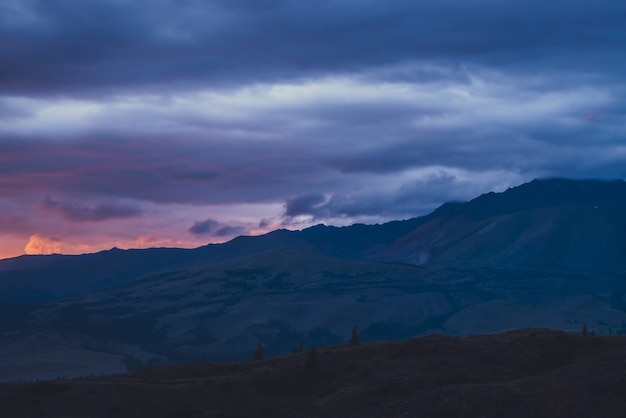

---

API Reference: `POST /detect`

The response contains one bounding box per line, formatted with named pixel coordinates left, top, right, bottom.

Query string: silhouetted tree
left=253, top=341, right=263, bottom=360
left=305, top=347, right=318, bottom=373
left=582, top=323, right=589, bottom=336
left=349, top=325, right=360, bottom=346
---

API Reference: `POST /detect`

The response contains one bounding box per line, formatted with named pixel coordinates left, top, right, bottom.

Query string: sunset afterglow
left=1, top=0, right=625, bottom=258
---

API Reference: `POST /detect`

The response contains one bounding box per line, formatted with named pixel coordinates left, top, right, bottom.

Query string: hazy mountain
left=374, top=178, right=626, bottom=271
left=1, top=178, right=626, bottom=381
left=2, top=178, right=624, bottom=301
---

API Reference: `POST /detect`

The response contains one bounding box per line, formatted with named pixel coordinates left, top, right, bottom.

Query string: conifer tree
left=305, top=347, right=318, bottom=373
left=253, top=341, right=264, bottom=360
left=349, top=325, right=360, bottom=346
left=582, top=323, right=589, bottom=336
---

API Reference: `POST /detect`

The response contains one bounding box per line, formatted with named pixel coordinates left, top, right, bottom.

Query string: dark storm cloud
left=394, top=173, right=481, bottom=207
left=215, top=225, right=245, bottom=237
left=189, top=218, right=245, bottom=237
left=284, top=193, right=327, bottom=217
left=189, top=219, right=219, bottom=235
left=284, top=192, right=383, bottom=220
left=42, top=196, right=143, bottom=222
left=282, top=172, right=491, bottom=221
left=2, top=0, right=625, bottom=96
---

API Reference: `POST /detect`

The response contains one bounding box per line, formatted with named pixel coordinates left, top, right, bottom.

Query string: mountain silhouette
left=1, top=178, right=626, bottom=382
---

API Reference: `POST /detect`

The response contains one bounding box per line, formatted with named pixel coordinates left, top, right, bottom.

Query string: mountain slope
left=374, top=178, right=626, bottom=271
left=2, top=178, right=626, bottom=381
left=0, top=231, right=314, bottom=302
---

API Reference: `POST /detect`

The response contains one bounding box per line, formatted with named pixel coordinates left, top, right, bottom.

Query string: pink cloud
left=24, top=233, right=62, bottom=255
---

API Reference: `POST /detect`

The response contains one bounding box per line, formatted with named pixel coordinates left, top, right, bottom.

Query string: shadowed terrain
left=1, top=178, right=626, bottom=381
left=2, top=329, right=626, bottom=418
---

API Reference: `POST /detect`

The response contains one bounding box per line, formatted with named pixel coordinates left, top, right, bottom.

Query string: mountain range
left=1, top=178, right=626, bottom=381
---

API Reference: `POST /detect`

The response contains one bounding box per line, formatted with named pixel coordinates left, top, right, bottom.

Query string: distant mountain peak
left=463, top=177, right=626, bottom=221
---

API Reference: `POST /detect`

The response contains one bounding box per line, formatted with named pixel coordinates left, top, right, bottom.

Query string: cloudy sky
left=1, top=0, right=625, bottom=259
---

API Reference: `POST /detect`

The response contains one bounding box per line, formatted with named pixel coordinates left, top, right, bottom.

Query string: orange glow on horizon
left=24, top=233, right=63, bottom=255
left=0, top=251, right=23, bottom=261
left=0, top=225, right=282, bottom=261
left=0, top=236, right=30, bottom=260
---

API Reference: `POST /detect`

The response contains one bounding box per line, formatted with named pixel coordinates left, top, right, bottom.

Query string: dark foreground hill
left=2, top=329, right=626, bottom=418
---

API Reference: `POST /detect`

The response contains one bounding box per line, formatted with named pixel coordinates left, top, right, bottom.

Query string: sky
left=1, top=0, right=625, bottom=259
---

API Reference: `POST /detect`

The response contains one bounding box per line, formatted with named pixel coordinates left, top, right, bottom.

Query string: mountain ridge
left=2, top=178, right=626, bottom=381
left=4, top=178, right=625, bottom=287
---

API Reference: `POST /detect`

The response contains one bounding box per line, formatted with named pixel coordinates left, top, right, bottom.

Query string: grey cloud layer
left=0, top=136, right=341, bottom=205
left=42, top=197, right=142, bottom=222
left=282, top=172, right=499, bottom=221
left=2, top=0, right=625, bottom=95
left=1, top=0, right=625, bottom=236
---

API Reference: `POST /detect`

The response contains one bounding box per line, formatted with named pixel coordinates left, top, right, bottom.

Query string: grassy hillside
left=2, top=329, right=626, bottom=418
